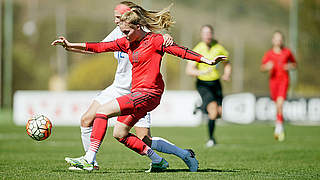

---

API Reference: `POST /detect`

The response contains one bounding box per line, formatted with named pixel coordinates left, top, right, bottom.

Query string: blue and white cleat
left=183, top=149, right=199, bottom=172
left=65, top=156, right=94, bottom=171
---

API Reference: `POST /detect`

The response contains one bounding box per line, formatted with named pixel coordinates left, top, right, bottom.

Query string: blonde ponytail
left=120, top=2, right=175, bottom=32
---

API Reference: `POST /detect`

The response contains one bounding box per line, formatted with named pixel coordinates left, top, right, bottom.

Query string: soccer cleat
left=65, top=156, right=93, bottom=171
left=274, top=131, right=285, bottom=142
left=68, top=164, right=99, bottom=171
left=145, top=158, right=169, bottom=173
left=68, top=166, right=82, bottom=171
left=206, top=139, right=215, bottom=147
left=274, top=123, right=285, bottom=142
left=183, top=149, right=199, bottom=172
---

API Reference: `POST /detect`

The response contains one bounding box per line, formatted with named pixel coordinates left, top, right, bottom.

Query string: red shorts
left=269, top=79, right=289, bottom=101
left=116, top=90, right=162, bottom=127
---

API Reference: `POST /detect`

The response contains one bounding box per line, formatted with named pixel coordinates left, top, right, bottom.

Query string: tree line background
left=2, top=0, right=319, bottom=101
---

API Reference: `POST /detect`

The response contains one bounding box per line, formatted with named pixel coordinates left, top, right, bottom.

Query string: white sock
left=275, top=123, right=284, bottom=134
left=84, top=149, right=96, bottom=164
left=146, top=148, right=162, bottom=163
left=80, top=126, right=92, bottom=152
left=151, top=137, right=189, bottom=159
left=81, top=126, right=98, bottom=164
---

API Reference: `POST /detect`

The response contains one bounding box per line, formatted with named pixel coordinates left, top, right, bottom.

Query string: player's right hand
left=51, top=36, right=70, bottom=48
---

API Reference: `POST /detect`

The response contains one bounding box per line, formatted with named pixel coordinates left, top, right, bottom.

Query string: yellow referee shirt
left=193, top=41, right=229, bottom=81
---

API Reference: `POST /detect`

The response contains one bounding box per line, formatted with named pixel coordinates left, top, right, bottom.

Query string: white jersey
left=101, top=26, right=132, bottom=93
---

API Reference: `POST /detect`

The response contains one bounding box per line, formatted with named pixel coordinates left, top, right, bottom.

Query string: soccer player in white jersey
left=64, top=1, right=198, bottom=172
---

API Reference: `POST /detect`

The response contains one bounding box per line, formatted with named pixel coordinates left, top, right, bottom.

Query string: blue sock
left=151, top=137, right=189, bottom=159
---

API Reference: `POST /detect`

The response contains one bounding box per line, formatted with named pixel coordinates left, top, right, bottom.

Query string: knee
left=276, top=98, right=284, bottom=107
left=81, top=114, right=95, bottom=127
left=135, top=128, right=150, bottom=139
left=207, top=104, right=218, bottom=120
left=113, top=129, right=128, bottom=140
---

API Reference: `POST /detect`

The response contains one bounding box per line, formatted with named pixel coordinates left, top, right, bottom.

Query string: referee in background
left=186, top=25, right=232, bottom=147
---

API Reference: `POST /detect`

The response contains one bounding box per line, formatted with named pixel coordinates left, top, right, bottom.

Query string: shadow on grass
left=52, top=169, right=110, bottom=174
left=198, top=168, right=240, bottom=173
left=166, top=168, right=240, bottom=173
left=52, top=168, right=240, bottom=174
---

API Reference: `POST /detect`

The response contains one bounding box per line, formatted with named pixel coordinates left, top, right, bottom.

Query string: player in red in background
left=52, top=4, right=227, bottom=172
left=260, top=31, right=297, bottom=141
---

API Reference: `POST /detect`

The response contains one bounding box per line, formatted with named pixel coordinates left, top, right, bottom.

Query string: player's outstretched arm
left=52, top=36, right=126, bottom=53
left=163, top=41, right=226, bottom=65
left=64, top=47, right=95, bottom=54
left=200, top=56, right=227, bottom=65
left=51, top=36, right=87, bottom=52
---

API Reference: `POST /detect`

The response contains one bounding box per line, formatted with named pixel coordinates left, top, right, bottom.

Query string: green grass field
left=0, top=110, right=320, bottom=179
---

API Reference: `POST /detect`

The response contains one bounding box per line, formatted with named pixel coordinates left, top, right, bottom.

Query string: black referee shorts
left=196, top=79, right=223, bottom=113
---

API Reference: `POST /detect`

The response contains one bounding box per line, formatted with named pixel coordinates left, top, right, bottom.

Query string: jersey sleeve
left=287, top=49, right=296, bottom=63
left=86, top=37, right=128, bottom=53
left=191, top=44, right=201, bottom=66
left=262, top=51, right=271, bottom=65
left=164, top=43, right=203, bottom=62
left=152, top=34, right=202, bottom=62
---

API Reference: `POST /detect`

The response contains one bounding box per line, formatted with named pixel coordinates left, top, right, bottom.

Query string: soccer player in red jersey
left=261, top=31, right=297, bottom=141
left=58, top=1, right=202, bottom=172
left=52, top=5, right=226, bottom=171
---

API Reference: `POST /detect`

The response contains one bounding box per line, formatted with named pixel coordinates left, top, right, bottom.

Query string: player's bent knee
left=134, top=127, right=150, bottom=139
left=208, top=109, right=219, bottom=120
left=113, top=129, right=129, bottom=140
left=80, top=114, right=95, bottom=127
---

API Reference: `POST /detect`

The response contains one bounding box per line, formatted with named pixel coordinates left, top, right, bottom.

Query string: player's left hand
left=283, top=63, right=295, bottom=71
left=201, top=55, right=227, bottom=65
left=163, top=34, right=174, bottom=47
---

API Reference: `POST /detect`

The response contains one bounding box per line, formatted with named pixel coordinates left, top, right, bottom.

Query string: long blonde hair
left=119, top=1, right=174, bottom=32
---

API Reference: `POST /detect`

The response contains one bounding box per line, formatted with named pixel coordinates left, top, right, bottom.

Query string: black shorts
left=196, top=79, right=223, bottom=113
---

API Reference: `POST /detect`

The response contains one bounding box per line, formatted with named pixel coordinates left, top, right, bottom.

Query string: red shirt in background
left=262, top=47, right=296, bottom=100
left=262, top=47, right=296, bottom=81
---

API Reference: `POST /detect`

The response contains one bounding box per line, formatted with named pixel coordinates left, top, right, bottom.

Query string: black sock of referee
left=208, top=119, right=216, bottom=141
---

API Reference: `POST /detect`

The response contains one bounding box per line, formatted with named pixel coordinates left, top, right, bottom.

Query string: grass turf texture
left=0, top=111, right=319, bottom=179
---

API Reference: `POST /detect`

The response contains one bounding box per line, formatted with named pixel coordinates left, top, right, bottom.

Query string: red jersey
left=86, top=33, right=202, bottom=93
left=262, top=47, right=296, bottom=80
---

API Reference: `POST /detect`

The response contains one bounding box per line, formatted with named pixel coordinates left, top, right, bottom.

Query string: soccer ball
left=26, top=115, right=52, bottom=141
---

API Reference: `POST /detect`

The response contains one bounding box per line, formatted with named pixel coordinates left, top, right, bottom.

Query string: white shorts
left=93, top=85, right=151, bottom=128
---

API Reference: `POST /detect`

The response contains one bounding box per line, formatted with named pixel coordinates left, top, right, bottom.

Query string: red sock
left=276, top=113, right=283, bottom=124
left=118, top=133, right=149, bottom=155
left=89, top=113, right=108, bottom=153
